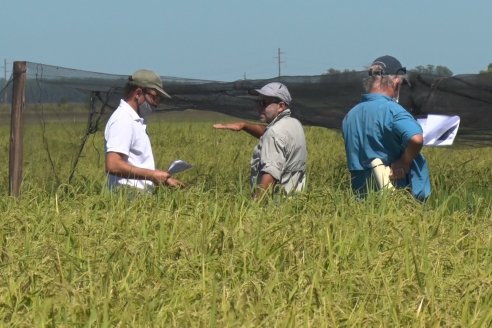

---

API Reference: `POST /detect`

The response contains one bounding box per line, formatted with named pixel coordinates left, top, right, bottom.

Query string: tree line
left=325, top=63, right=492, bottom=77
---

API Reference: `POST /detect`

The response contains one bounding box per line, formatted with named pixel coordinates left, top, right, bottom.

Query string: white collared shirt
left=104, top=99, right=155, bottom=190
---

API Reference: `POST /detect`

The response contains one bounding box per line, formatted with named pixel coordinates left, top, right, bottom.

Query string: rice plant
left=0, top=113, right=491, bottom=327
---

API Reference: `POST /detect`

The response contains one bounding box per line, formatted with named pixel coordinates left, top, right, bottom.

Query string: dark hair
left=123, top=82, right=140, bottom=99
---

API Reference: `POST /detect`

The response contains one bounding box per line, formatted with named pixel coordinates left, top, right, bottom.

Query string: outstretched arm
left=106, top=152, right=184, bottom=187
left=213, top=121, right=266, bottom=139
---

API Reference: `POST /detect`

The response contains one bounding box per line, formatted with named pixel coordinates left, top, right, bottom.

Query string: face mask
left=138, top=101, right=155, bottom=118
left=392, top=79, right=401, bottom=103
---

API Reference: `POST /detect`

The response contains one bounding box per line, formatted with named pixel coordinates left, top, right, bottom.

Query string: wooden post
left=9, top=61, right=26, bottom=197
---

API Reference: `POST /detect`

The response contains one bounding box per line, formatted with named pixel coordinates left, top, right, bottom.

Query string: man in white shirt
left=104, top=69, right=183, bottom=191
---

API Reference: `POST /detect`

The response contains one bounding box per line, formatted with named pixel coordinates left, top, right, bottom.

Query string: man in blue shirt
left=342, top=55, right=431, bottom=201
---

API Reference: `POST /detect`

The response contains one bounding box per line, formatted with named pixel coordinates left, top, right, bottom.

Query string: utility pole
left=275, top=48, right=284, bottom=78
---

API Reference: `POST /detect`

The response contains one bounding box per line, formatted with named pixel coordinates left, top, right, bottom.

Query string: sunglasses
left=144, top=89, right=161, bottom=103
left=258, top=98, right=282, bottom=108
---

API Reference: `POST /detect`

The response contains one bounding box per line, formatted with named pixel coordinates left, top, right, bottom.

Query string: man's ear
left=393, top=76, right=403, bottom=86
left=278, top=102, right=287, bottom=112
left=134, top=88, right=144, bottom=101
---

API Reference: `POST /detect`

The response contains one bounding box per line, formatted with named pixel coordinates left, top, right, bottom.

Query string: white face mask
left=138, top=101, right=155, bottom=118
left=392, top=79, right=402, bottom=103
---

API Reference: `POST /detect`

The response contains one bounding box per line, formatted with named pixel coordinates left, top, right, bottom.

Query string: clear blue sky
left=2, top=0, right=491, bottom=81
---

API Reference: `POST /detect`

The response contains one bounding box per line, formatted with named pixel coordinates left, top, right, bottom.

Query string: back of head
left=369, top=55, right=407, bottom=76
left=365, top=55, right=409, bottom=92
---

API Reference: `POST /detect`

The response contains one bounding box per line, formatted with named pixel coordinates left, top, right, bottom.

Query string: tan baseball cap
left=129, top=69, right=171, bottom=99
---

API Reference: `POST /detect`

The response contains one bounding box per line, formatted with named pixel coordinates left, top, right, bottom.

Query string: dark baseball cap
left=369, top=55, right=410, bottom=85
left=369, top=55, right=407, bottom=75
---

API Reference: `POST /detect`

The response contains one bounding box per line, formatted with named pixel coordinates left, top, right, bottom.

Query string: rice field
left=0, top=110, right=491, bottom=327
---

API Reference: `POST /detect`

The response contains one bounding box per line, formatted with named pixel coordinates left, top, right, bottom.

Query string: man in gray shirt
left=213, top=82, right=307, bottom=198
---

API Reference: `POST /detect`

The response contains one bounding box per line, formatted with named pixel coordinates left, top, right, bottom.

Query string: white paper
left=168, top=160, right=192, bottom=175
left=417, top=114, right=460, bottom=146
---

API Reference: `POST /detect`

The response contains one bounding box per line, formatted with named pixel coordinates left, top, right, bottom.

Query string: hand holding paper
left=417, top=114, right=460, bottom=146
left=168, top=160, right=192, bottom=175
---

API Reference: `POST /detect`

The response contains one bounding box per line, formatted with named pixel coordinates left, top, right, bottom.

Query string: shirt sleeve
left=259, top=132, right=287, bottom=180
left=105, top=118, right=133, bottom=156
left=392, top=109, right=423, bottom=147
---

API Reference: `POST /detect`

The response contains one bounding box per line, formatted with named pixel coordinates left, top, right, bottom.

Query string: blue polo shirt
left=342, top=93, right=431, bottom=200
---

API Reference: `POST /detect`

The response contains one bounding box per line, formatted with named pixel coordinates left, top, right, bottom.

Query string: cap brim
left=249, top=88, right=276, bottom=98
left=156, top=86, right=172, bottom=99
left=248, top=88, right=261, bottom=96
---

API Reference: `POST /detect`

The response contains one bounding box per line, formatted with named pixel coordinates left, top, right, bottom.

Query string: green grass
left=0, top=113, right=491, bottom=327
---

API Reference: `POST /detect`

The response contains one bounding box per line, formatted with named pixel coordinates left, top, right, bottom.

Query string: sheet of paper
left=168, top=160, right=192, bottom=175
left=417, top=114, right=460, bottom=146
